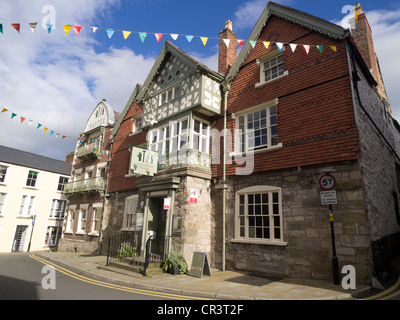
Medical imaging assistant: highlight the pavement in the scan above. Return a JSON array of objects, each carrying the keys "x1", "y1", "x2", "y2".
[{"x1": 32, "y1": 251, "x2": 374, "y2": 300}]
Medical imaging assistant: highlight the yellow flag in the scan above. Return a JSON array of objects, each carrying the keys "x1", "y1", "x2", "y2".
[
  {"x1": 63, "y1": 24, "x2": 72, "y2": 35},
  {"x1": 122, "y1": 30, "x2": 131, "y2": 40},
  {"x1": 263, "y1": 41, "x2": 270, "y2": 49},
  {"x1": 1, "y1": 108, "x2": 8, "y2": 113},
  {"x1": 44, "y1": 127, "x2": 48, "y2": 133},
  {"x1": 330, "y1": 46, "x2": 337, "y2": 52},
  {"x1": 200, "y1": 37, "x2": 208, "y2": 46}
]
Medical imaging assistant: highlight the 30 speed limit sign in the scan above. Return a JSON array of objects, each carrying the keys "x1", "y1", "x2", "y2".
[{"x1": 319, "y1": 174, "x2": 336, "y2": 190}]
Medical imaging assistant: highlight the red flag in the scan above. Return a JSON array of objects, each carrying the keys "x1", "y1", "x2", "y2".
[
  {"x1": 155, "y1": 33, "x2": 163, "y2": 43},
  {"x1": 237, "y1": 39, "x2": 244, "y2": 48},
  {"x1": 20, "y1": 117, "x2": 26, "y2": 123},
  {"x1": 73, "y1": 25, "x2": 82, "y2": 35},
  {"x1": 11, "y1": 23, "x2": 20, "y2": 33}
]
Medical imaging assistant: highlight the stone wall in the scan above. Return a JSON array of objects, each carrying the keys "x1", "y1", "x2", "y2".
[{"x1": 212, "y1": 161, "x2": 375, "y2": 284}]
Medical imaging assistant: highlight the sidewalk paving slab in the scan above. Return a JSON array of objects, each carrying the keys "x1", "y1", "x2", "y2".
[{"x1": 35, "y1": 251, "x2": 369, "y2": 300}]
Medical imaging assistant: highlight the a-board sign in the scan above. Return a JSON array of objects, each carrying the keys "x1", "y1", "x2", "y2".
[{"x1": 190, "y1": 252, "x2": 211, "y2": 278}]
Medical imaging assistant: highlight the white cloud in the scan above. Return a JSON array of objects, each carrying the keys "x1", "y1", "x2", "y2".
[
  {"x1": 0, "y1": 0, "x2": 155, "y2": 160},
  {"x1": 233, "y1": 0, "x2": 294, "y2": 31}
]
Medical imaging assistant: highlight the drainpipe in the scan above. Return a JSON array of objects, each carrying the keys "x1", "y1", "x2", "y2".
[{"x1": 221, "y1": 80, "x2": 231, "y2": 271}]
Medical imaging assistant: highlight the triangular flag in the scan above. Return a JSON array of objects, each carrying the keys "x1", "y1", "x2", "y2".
[
  {"x1": 186, "y1": 35, "x2": 193, "y2": 42},
  {"x1": 139, "y1": 32, "x2": 147, "y2": 42},
  {"x1": 263, "y1": 41, "x2": 270, "y2": 49},
  {"x1": 11, "y1": 113, "x2": 17, "y2": 119},
  {"x1": 50, "y1": 130, "x2": 54, "y2": 136},
  {"x1": 276, "y1": 42, "x2": 284, "y2": 52},
  {"x1": 63, "y1": 25, "x2": 72, "y2": 35},
  {"x1": 170, "y1": 33, "x2": 178, "y2": 40},
  {"x1": 330, "y1": 46, "x2": 337, "y2": 52},
  {"x1": 345, "y1": 45, "x2": 351, "y2": 51},
  {"x1": 200, "y1": 37, "x2": 208, "y2": 46},
  {"x1": 28, "y1": 120, "x2": 33, "y2": 126},
  {"x1": 43, "y1": 127, "x2": 48, "y2": 133},
  {"x1": 62, "y1": 135, "x2": 67, "y2": 139},
  {"x1": 11, "y1": 23, "x2": 20, "y2": 33},
  {"x1": 237, "y1": 39, "x2": 244, "y2": 48},
  {"x1": 223, "y1": 39, "x2": 230, "y2": 47},
  {"x1": 317, "y1": 45, "x2": 323, "y2": 53},
  {"x1": 1, "y1": 108, "x2": 7, "y2": 113},
  {"x1": 106, "y1": 29, "x2": 115, "y2": 38},
  {"x1": 289, "y1": 43, "x2": 297, "y2": 52},
  {"x1": 73, "y1": 25, "x2": 82, "y2": 35},
  {"x1": 90, "y1": 26, "x2": 98, "y2": 33},
  {"x1": 155, "y1": 33, "x2": 163, "y2": 43},
  {"x1": 122, "y1": 30, "x2": 131, "y2": 40},
  {"x1": 46, "y1": 22, "x2": 53, "y2": 34},
  {"x1": 56, "y1": 133, "x2": 60, "y2": 138},
  {"x1": 249, "y1": 40, "x2": 257, "y2": 48},
  {"x1": 20, "y1": 117, "x2": 26, "y2": 123},
  {"x1": 29, "y1": 22, "x2": 37, "y2": 33},
  {"x1": 37, "y1": 124, "x2": 42, "y2": 129},
  {"x1": 303, "y1": 45, "x2": 311, "y2": 54},
  {"x1": 0, "y1": 24, "x2": 3, "y2": 34}
]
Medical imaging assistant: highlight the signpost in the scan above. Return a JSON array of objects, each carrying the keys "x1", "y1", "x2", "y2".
[{"x1": 319, "y1": 174, "x2": 340, "y2": 285}]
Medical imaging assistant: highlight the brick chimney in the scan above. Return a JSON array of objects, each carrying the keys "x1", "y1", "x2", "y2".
[
  {"x1": 218, "y1": 20, "x2": 238, "y2": 76},
  {"x1": 350, "y1": 4, "x2": 390, "y2": 105}
]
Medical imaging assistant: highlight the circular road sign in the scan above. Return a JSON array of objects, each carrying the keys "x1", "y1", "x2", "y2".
[{"x1": 319, "y1": 174, "x2": 336, "y2": 190}]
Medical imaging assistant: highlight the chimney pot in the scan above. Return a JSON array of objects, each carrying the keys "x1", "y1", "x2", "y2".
[{"x1": 225, "y1": 20, "x2": 233, "y2": 31}]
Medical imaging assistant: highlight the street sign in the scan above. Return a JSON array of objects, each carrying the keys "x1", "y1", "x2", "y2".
[
  {"x1": 319, "y1": 174, "x2": 336, "y2": 190},
  {"x1": 320, "y1": 190, "x2": 337, "y2": 205}
]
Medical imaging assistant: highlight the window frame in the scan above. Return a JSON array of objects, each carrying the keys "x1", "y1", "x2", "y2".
[
  {"x1": 77, "y1": 206, "x2": 88, "y2": 233},
  {"x1": 255, "y1": 48, "x2": 289, "y2": 88},
  {"x1": 0, "y1": 192, "x2": 7, "y2": 216},
  {"x1": 233, "y1": 185, "x2": 287, "y2": 246},
  {"x1": 57, "y1": 176, "x2": 69, "y2": 192},
  {"x1": 234, "y1": 99, "x2": 282, "y2": 154},
  {"x1": 49, "y1": 199, "x2": 67, "y2": 219},
  {"x1": 25, "y1": 170, "x2": 39, "y2": 188},
  {"x1": 66, "y1": 208, "x2": 76, "y2": 233},
  {"x1": 123, "y1": 195, "x2": 139, "y2": 231},
  {"x1": 159, "y1": 84, "x2": 181, "y2": 106},
  {"x1": 18, "y1": 194, "x2": 36, "y2": 217},
  {"x1": 0, "y1": 163, "x2": 9, "y2": 184}
]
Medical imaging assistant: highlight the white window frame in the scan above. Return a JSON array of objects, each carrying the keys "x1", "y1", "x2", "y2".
[
  {"x1": 148, "y1": 116, "x2": 189, "y2": 157},
  {"x1": 123, "y1": 195, "x2": 139, "y2": 230},
  {"x1": 0, "y1": 192, "x2": 7, "y2": 216},
  {"x1": 18, "y1": 194, "x2": 36, "y2": 217},
  {"x1": 77, "y1": 205, "x2": 88, "y2": 233},
  {"x1": 0, "y1": 163, "x2": 9, "y2": 185},
  {"x1": 131, "y1": 115, "x2": 142, "y2": 134},
  {"x1": 159, "y1": 84, "x2": 181, "y2": 106},
  {"x1": 90, "y1": 203, "x2": 103, "y2": 234},
  {"x1": 66, "y1": 207, "x2": 76, "y2": 233},
  {"x1": 192, "y1": 117, "x2": 210, "y2": 154},
  {"x1": 235, "y1": 99, "x2": 282, "y2": 154},
  {"x1": 255, "y1": 48, "x2": 289, "y2": 88},
  {"x1": 232, "y1": 186, "x2": 287, "y2": 246},
  {"x1": 44, "y1": 225, "x2": 62, "y2": 247},
  {"x1": 57, "y1": 176, "x2": 69, "y2": 192},
  {"x1": 49, "y1": 199, "x2": 67, "y2": 219}
]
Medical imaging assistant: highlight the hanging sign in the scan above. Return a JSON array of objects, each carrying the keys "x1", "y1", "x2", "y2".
[{"x1": 130, "y1": 147, "x2": 158, "y2": 176}]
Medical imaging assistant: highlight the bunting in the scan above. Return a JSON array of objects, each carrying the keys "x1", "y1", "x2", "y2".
[
  {"x1": 0, "y1": 20, "x2": 348, "y2": 54},
  {"x1": 0, "y1": 106, "x2": 78, "y2": 141}
]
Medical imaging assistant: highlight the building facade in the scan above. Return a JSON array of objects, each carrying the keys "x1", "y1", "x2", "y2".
[
  {"x1": 0, "y1": 145, "x2": 71, "y2": 252},
  {"x1": 59, "y1": 99, "x2": 119, "y2": 253},
  {"x1": 67, "y1": 2, "x2": 400, "y2": 285}
]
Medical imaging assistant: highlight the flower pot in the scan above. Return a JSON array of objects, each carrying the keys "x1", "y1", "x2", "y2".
[{"x1": 170, "y1": 265, "x2": 180, "y2": 275}]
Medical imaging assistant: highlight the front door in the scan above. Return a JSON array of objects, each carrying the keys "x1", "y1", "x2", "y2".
[
  {"x1": 12, "y1": 225, "x2": 28, "y2": 252},
  {"x1": 147, "y1": 197, "x2": 167, "y2": 260}
]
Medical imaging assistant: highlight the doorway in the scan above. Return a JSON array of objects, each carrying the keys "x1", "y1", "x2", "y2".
[
  {"x1": 12, "y1": 225, "x2": 29, "y2": 252},
  {"x1": 147, "y1": 197, "x2": 167, "y2": 260}
]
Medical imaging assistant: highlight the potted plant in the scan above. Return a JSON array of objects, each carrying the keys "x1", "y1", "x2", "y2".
[{"x1": 162, "y1": 250, "x2": 187, "y2": 275}]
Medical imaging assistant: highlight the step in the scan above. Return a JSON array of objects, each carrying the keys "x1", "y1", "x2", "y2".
[{"x1": 108, "y1": 258, "x2": 164, "y2": 276}]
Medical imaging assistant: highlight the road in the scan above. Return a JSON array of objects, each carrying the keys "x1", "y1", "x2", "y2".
[{"x1": 0, "y1": 253, "x2": 207, "y2": 300}]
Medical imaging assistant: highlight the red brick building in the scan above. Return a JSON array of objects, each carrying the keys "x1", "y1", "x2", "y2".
[{"x1": 87, "y1": 2, "x2": 399, "y2": 285}]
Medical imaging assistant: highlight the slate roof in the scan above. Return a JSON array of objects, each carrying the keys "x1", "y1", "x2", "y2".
[{"x1": 0, "y1": 145, "x2": 72, "y2": 175}]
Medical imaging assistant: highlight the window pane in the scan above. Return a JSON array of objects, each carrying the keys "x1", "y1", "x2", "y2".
[
  {"x1": 194, "y1": 120, "x2": 200, "y2": 133},
  {"x1": 273, "y1": 192, "x2": 279, "y2": 203},
  {"x1": 274, "y1": 228, "x2": 280, "y2": 239},
  {"x1": 239, "y1": 194, "x2": 245, "y2": 205}
]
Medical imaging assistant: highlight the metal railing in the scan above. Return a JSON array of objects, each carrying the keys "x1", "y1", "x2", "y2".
[{"x1": 63, "y1": 177, "x2": 106, "y2": 194}]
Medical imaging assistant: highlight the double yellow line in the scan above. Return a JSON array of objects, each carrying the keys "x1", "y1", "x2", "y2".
[
  {"x1": 361, "y1": 276, "x2": 400, "y2": 300},
  {"x1": 30, "y1": 254, "x2": 208, "y2": 300}
]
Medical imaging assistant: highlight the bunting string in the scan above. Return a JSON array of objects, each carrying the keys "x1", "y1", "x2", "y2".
[
  {"x1": 0, "y1": 19, "x2": 351, "y2": 54},
  {"x1": 1, "y1": 106, "x2": 80, "y2": 141}
]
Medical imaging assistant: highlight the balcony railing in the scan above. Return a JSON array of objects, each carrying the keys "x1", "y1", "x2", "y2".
[
  {"x1": 157, "y1": 149, "x2": 211, "y2": 171},
  {"x1": 76, "y1": 141, "x2": 102, "y2": 159},
  {"x1": 63, "y1": 177, "x2": 106, "y2": 195}
]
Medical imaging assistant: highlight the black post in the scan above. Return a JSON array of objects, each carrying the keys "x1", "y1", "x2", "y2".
[
  {"x1": 329, "y1": 205, "x2": 340, "y2": 285},
  {"x1": 106, "y1": 237, "x2": 111, "y2": 266}
]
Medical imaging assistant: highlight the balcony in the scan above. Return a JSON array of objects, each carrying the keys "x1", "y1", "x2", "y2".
[
  {"x1": 76, "y1": 141, "x2": 102, "y2": 160},
  {"x1": 63, "y1": 177, "x2": 106, "y2": 195},
  {"x1": 157, "y1": 149, "x2": 211, "y2": 171}
]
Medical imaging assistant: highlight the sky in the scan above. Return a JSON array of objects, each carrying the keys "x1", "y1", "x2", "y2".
[{"x1": 0, "y1": 0, "x2": 399, "y2": 161}]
